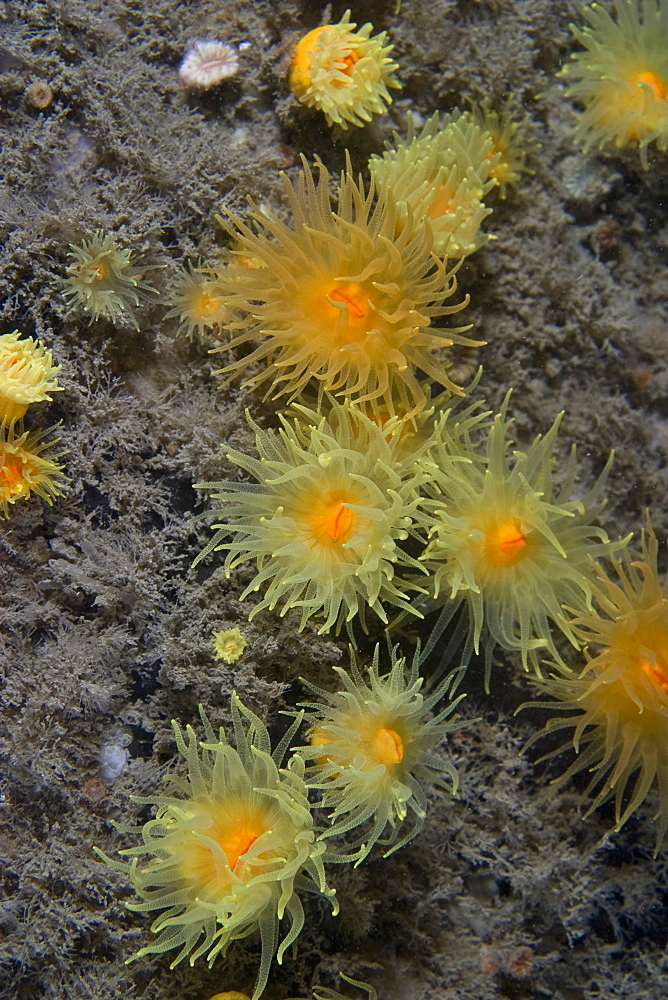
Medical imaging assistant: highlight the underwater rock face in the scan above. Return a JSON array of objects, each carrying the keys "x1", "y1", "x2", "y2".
[{"x1": 1, "y1": 1, "x2": 668, "y2": 999}]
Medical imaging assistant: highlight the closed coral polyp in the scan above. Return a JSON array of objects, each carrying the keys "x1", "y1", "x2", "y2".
[
  {"x1": 289, "y1": 9, "x2": 401, "y2": 128},
  {"x1": 560, "y1": 0, "x2": 668, "y2": 166}
]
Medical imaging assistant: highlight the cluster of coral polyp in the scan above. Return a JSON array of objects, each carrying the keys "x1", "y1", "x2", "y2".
[
  {"x1": 0, "y1": 331, "x2": 66, "y2": 518},
  {"x1": 98, "y1": 654, "x2": 463, "y2": 999},
  {"x1": 95, "y1": 4, "x2": 668, "y2": 995}
]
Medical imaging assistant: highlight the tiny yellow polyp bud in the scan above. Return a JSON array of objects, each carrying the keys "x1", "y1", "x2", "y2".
[
  {"x1": 372, "y1": 726, "x2": 404, "y2": 766},
  {"x1": 486, "y1": 520, "x2": 528, "y2": 567},
  {"x1": 212, "y1": 626, "x2": 247, "y2": 663}
]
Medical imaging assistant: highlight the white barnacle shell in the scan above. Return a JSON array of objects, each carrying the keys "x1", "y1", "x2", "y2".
[{"x1": 99, "y1": 743, "x2": 128, "y2": 782}]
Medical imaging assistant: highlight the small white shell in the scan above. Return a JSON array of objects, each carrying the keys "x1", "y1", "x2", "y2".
[{"x1": 99, "y1": 743, "x2": 128, "y2": 782}]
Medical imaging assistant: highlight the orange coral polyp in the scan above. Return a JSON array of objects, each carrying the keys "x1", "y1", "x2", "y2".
[
  {"x1": 0, "y1": 425, "x2": 67, "y2": 518},
  {"x1": 209, "y1": 804, "x2": 266, "y2": 875},
  {"x1": 0, "y1": 459, "x2": 23, "y2": 496},
  {"x1": 0, "y1": 331, "x2": 62, "y2": 427},
  {"x1": 95, "y1": 699, "x2": 337, "y2": 1000},
  {"x1": 485, "y1": 521, "x2": 528, "y2": 567},
  {"x1": 592, "y1": 65, "x2": 668, "y2": 139},
  {"x1": 427, "y1": 187, "x2": 453, "y2": 220},
  {"x1": 290, "y1": 28, "x2": 326, "y2": 97},
  {"x1": 194, "y1": 401, "x2": 430, "y2": 633},
  {"x1": 626, "y1": 619, "x2": 668, "y2": 693},
  {"x1": 296, "y1": 644, "x2": 466, "y2": 863},
  {"x1": 526, "y1": 522, "x2": 668, "y2": 853},
  {"x1": 288, "y1": 10, "x2": 400, "y2": 129}
]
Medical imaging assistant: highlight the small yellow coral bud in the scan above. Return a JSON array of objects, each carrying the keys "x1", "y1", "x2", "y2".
[
  {"x1": 212, "y1": 626, "x2": 247, "y2": 663},
  {"x1": 25, "y1": 80, "x2": 53, "y2": 109}
]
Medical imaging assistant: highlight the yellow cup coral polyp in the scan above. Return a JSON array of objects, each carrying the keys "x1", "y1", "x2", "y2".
[
  {"x1": 525, "y1": 521, "x2": 668, "y2": 853},
  {"x1": 62, "y1": 230, "x2": 158, "y2": 327},
  {"x1": 419, "y1": 398, "x2": 628, "y2": 682},
  {"x1": 214, "y1": 155, "x2": 476, "y2": 419},
  {"x1": 469, "y1": 99, "x2": 533, "y2": 199},
  {"x1": 193, "y1": 400, "x2": 429, "y2": 634},
  {"x1": 95, "y1": 698, "x2": 337, "y2": 1000},
  {"x1": 0, "y1": 426, "x2": 67, "y2": 518},
  {"x1": 559, "y1": 0, "x2": 668, "y2": 167},
  {"x1": 212, "y1": 626, "x2": 247, "y2": 664},
  {"x1": 164, "y1": 263, "x2": 231, "y2": 338},
  {"x1": 369, "y1": 111, "x2": 499, "y2": 258},
  {"x1": 0, "y1": 331, "x2": 62, "y2": 427},
  {"x1": 296, "y1": 644, "x2": 467, "y2": 864},
  {"x1": 289, "y1": 9, "x2": 401, "y2": 128}
]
